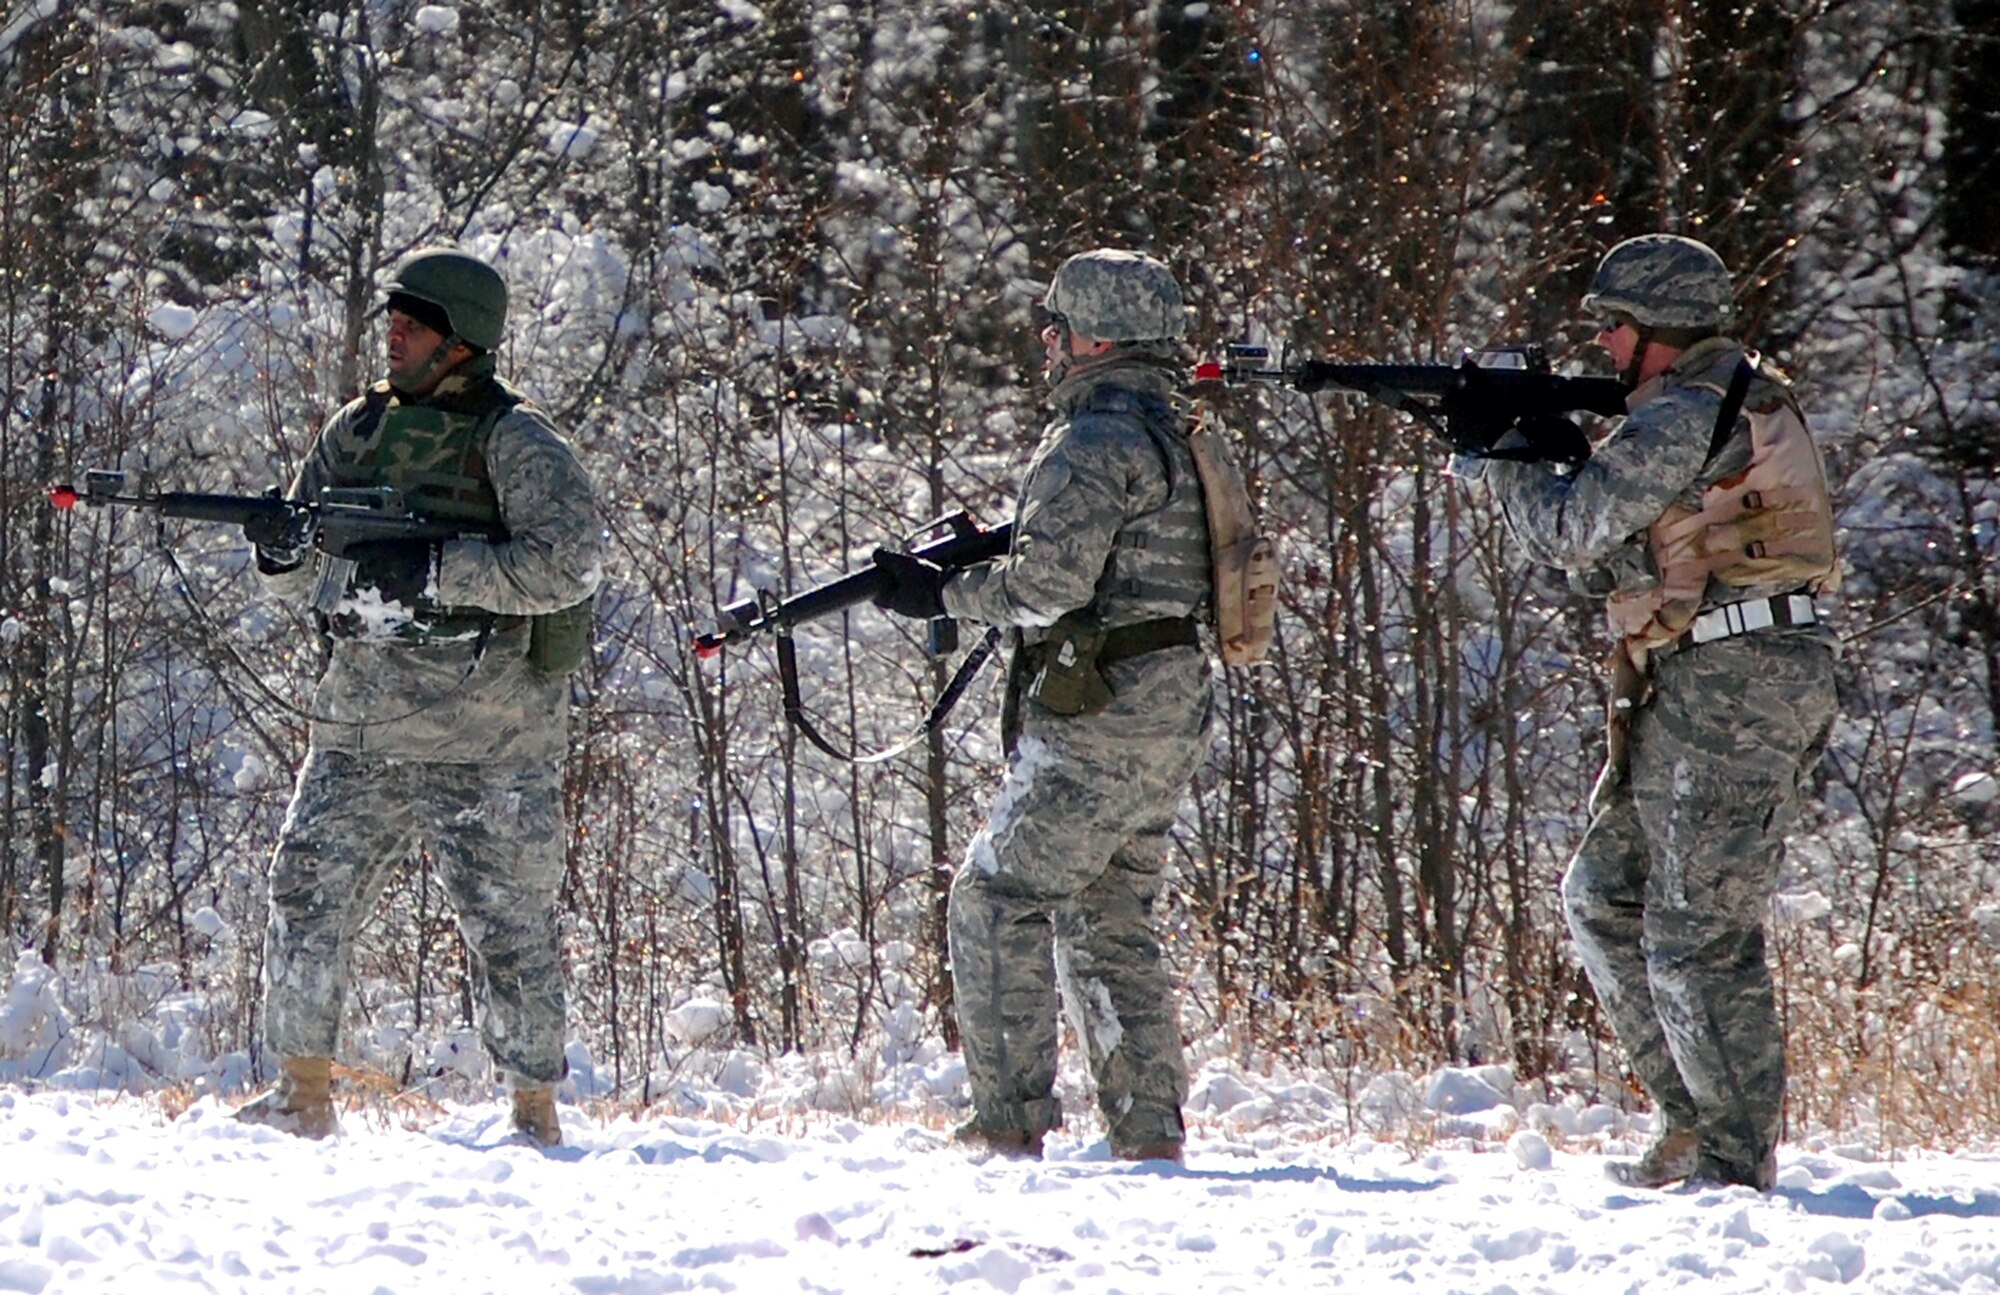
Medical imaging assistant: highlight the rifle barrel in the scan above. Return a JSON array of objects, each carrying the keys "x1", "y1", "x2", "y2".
[
  {"x1": 151, "y1": 492, "x2": 297, "y2": 526},
  {"x1": 1295, "y1": 361, "x2": 1463, "y2": 395}
]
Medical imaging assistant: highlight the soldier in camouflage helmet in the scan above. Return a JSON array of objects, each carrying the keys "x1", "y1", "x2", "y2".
[
  {"x1": 234, "y1": 246, "x2": 602, "y2": 1148},
  {"x1": 872, "y1": 248, "x2": 1214, "y2": 1162},
  {"x1": 1461, "y1": 234, "x2": 1839, "y2": 1190},
  {"x1": 1581, "y1": 234, "x2": 1736, "y2": 377}
]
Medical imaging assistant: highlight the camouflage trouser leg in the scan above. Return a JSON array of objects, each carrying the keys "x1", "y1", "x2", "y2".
[
  {"x1": 424, "y1": 762, "x2": 570, "y2": 1085},
  {"x1": 263, "y1": 752, "x2": 569, "y2": 1084},
  {"x1": 1563, "y1": 780, "x2": 1703, "y2": 1133},
  {"x1": 263, "y1": 751, "x2": 421, "y2": 1062},
  {"x1": 1053, "y1": 836, "x2": 1187, "y2": 1149},
  {"x1": 949, "y1": 704, "x2": 1202, "y2": 1150},
  {"x1": 1564, "y1": 634, "x2": 1835, "y2": 1175},
  {"x1": 949, "y1": 864, "x2": 1064, "y2": 1138}
]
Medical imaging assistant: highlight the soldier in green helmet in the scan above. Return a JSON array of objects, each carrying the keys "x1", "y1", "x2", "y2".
[
  {"x1": 233, "y1": 247, "x2": 602, "y2": 1147},
  {"x1": 872, "y1": 249, "x2": 1216, "y2": 1163}
]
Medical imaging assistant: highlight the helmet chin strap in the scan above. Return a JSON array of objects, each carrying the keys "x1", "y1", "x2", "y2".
[
  {"x1": 390, "y1": 331, "x2": 464, "y2": 396},
  {"x1": 1620, "y1": 323, "x2": 1656, "y2": 388},
  {"x1": 1046, "y1": 328, "x2": 1141, "y2": 390},
  {"x1": 1043, "y1": 318, "x2": 1076, "y2": 388}
]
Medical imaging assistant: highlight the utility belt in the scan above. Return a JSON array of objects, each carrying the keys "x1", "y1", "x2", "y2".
[
  {"x1": 1601, "y1": 592, "x2": 1820, "y2": 800},
  {"x1": 325, "y1": 599, "x2": 593, "y2": 673},
  {"x1": 326, "y1": 607, "x2": 525, "y2": 644},
  {"x1": 1674, "y1": 594, "x2": 1818, "y2": 652},
  {"x1": 1021, "y1": 615, "x2": 1199, "y2": 716}
]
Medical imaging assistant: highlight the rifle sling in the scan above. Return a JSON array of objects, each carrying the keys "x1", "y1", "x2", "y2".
[
  {"x1": 776, "y1": 624, "x2": 1002, "y2": 765},
  {"x1": 155, "y1": 540, "x2": 488, "y2": 730}
]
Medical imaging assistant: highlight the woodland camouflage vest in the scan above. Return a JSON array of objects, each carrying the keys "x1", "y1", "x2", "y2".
[
  {"x1": 320, "y1": 373, "x2": 594, "y2": 674},
  {"x1": 326, "y1": 377, "x2": 515, "y2": 527}
]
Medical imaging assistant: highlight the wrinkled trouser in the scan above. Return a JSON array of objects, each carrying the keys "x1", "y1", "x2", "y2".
[
  {"x1": 1563, "y1": 632, "x2": 1835, "y2": 1178},
  {"x1": 260, "y1": 749, "x2": 570, "y2": 1085},
  {"x1": 949, "y1": 646, "x2": 1212, "y2": 1151}
]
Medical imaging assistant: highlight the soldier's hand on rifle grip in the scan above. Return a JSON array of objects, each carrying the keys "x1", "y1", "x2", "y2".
[
  {"x1": 244, "y1": 487, "x2": 314, "y2": 573},
  {"x1": 1508, "y1": 414, "x2": 1593, "y2": 468},
  {"x1": 871, "y1": 547, "x2": 949, "y2": 621},
  {"x1": 346, "y1": 538, "x2": 442, "y2": 613}
]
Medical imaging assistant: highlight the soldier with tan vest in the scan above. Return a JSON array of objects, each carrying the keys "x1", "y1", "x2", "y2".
[
  {"x1": 1460, "y1": 234, "x2": 1839, "y2": 1191},
  {"x1": 234, "y1": 248, "x2": 601, "y2": 1147}
]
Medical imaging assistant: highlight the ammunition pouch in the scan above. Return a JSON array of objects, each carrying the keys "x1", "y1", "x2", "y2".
[{"x1": 1022, "y1": 615, "x2": 1198, "y2": 717}]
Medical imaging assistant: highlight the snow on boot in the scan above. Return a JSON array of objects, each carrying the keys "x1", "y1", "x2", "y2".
[
  {"x1": 234, "y1": 1056, "x2": 338, "y2": 1140},
  {"x1": 511, "y1": 1085, "x2": 562, "y2": 1148},
  {"x1": 1605, "y1": 1126, "x2": 1701, "y2": 1188}
]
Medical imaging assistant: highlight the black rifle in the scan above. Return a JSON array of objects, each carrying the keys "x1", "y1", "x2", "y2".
[
  {"x1": 49, "y1": 468, "x2": 502, "y2": 613},
  {"x1": 1216, "y1": 343, "x2": 1630, "y2": 466},
  {"x1": 692, "y1": 511, "x2": 1015, "y2": 763},
  {"x1": 692, "y1": 511, "x2": 1013, "y2": 658}
]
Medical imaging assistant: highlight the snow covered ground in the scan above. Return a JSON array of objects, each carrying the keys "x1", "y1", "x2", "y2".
[{"x1": 4, "y1": 1085, "x2": 1999, "y2": 1295}]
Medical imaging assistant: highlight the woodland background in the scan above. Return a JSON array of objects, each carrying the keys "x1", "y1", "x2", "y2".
[{"x1": 4, "y1": 0, "x2": 2000, "y2": 1148}]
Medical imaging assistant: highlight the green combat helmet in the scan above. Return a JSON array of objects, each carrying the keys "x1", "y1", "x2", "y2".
[
  {"x1": 1582, "y1": 234, "x2": 1734, "y2": 331},
  {"x1": 385, "y1": 247, "x2": 509, "y2": 351},
  {"x1": 1043, "y1": 249, "x2": 1186, "y2": 343}
]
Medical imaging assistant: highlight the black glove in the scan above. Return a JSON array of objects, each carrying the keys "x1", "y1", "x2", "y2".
[
  {"x1": 243, "y1": 488, "x2": 313, "y2": 571},
  {"x1": 871, "y1": 547, "x2": 948, "y2": 621},
  {"x1": 1499, "y1": 413, "x2": 1592, "y2": 468},
  {"x1": 344, "y1": 538, "x2": 441, "y2": 612}
]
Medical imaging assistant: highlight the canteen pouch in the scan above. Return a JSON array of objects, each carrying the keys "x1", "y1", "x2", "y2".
[{"x1": 528, "y1": 598, "x2": 594, "y2": 675}]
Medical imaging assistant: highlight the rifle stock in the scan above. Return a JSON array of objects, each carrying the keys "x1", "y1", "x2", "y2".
[{"x1": 693, "y1": 511, "x2": 1013, "y2": 658}]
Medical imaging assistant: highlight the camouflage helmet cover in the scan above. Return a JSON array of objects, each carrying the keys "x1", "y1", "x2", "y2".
[
  {"x1": 1042, "y1": 249, "x2": 1186, "y2": 343},
  {"x1": 1582, "y1": 234, "x2": 1735, "y2": 331},
  {"x1": 384, "y1": 247, "x2": 509, "y2": 350}
]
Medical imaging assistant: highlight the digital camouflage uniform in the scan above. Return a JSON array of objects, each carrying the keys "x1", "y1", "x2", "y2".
[
  {"x1": 1480, "y1": 243, "x2": 1837, "y2": 1187},
  {"x1": 940, "y1": 251, "x2": 1215, "y2": 1157},
  {"x1": 258, "y1": 350, "x2": 602, "y2": 1090}
]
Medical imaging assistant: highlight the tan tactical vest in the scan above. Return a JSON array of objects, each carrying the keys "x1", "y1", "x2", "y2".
[{"x1": 1606, "y1": 372, "x2": 1839, "y2": 651}]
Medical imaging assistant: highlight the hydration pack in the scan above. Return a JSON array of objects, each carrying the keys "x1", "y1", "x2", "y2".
[{"x1": 1187, "y1": 411, "x2": 1278, "y2": 667}]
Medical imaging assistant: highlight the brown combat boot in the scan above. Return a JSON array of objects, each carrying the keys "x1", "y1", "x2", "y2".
[
  {"x1": 1605, "y1": 1125, "x2": 1701, "y2": 1188},
  {"x1": 952, "y1": 1120, "x2": 1046, "y2": 1160},
  {"x1": 1112, "y1": 1139, "x2": 1184, "y2": 1165},
  {"x1": 234, "y1": 1056, "x2": 338, "y2": 1140},
  {"x1": 510, "y1": 1085, "x2": 562, "y2": 1148},
  {"x1": 1690, "y1": 1147, "x2": 1778, "y2": 1192}
]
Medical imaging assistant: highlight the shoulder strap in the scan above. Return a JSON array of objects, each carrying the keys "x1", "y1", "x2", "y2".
[
  {"x1": 1707, "y1": 357, "x2": 1755, "y2": 464},
  {"x1": 1129, "y1": 404, "x2": 1181, "y2": 501},
  {"x1": 458, "y1": 377, "x2": 526, "y2": 482}
]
